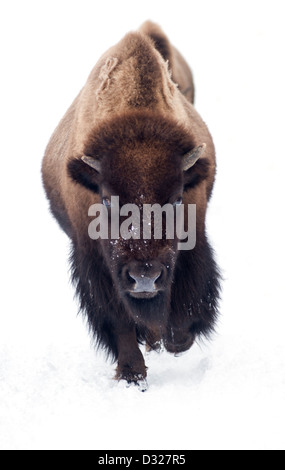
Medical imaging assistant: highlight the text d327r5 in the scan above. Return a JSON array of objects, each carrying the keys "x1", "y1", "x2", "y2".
[{"x1": 98, "y1": 454, "x2": 186, "y2": 467}]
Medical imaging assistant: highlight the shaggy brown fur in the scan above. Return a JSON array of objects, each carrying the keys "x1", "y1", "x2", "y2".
[{"x1": 42, "y1": 21, "x2": 220, "y2": 389}]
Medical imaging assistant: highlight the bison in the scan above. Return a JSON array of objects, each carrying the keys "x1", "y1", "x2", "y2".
[{"x1": 42, "y1": 21, "x2": 221, "y2": 390}]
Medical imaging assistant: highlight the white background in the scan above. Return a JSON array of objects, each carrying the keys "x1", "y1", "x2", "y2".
[{"x1": 0, "y1": 0, "x2": 285, "y2": 450}]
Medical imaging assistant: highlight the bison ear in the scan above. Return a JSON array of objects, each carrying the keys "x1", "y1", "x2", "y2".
[
  {"x1": 67, "y1": 157, "x2": 101, "y2": 193},
  {"x1": 182, "y1": 144, "x2": 206, "y2": 171}
]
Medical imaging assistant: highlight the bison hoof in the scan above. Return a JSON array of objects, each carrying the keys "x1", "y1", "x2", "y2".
[
  {"x1": 126, "y1": 376, "x2": 149, "y2": 393},
  {"x1": 146, "y1": 340, "x2": 164, "y2": 354},
  {"x1": 116, "y1": 366, "x2": 148, "y2": 392}
]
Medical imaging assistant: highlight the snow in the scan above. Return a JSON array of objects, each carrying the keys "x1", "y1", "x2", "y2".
[{"x1": 0, "y1": 0, "x2": 285, "y2": 451}]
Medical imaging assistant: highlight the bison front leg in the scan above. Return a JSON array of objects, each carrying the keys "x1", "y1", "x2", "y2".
[
  {"x1": 164, "y1": 325, "x2": 195, "y2": 355},
  {"x1": 115, "y1": 326, "x2": 148, "y2": 391}
]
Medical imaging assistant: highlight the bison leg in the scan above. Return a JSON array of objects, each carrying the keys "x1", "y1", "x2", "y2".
[
  {"x1": 115, "y1": 326, "x2": 148, "y2": 390},
  {"x1": 164, "y1": 324, "x2": 195, "y2": 355},
  {"x1": 145, "y1": 326, "x2": 164, "y2": 353}
]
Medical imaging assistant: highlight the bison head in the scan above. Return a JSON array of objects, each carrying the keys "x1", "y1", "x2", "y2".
[{"x1": 68, "y1": 111, "x2": 208, "y2": 330}]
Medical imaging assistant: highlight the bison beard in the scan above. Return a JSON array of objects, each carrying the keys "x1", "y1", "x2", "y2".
[
  {"x1": 69, "y1": 233, "x2": 220, "y2": 363},
  {"x1": 42, "y1": 21, "x2": 221, "y2": 389}
]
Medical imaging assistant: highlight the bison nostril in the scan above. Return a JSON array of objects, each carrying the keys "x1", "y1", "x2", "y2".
[
  {"x1": 147, "y1": 271, "x2": 161, "y2": 281},
  {"x1": 155, "y1": 270, "x2": 163, "y2": 284},
  {"x1": 126, "y1": 270, "x2": 136, "y2": 286}
]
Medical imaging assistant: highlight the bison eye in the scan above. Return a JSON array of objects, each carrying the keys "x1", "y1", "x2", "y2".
[
  {"x1": 102, "y1": 197, "x2": 112, "y2": 208},
  {"x1": 173, "y1": 197, "x2": 183, "y2": 206}
]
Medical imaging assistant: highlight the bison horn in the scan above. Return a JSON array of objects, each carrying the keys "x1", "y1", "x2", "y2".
[
  {"x1": 81, "y1": 155, "x2": 101, "y2": 173},
  {"x1": 183, "y1": 144, "x2": 206, "y2": 171}
]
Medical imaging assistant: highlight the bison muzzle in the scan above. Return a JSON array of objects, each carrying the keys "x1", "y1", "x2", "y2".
[{"x1": 42, "y1": 21, "x2": 221, "y2": 390}]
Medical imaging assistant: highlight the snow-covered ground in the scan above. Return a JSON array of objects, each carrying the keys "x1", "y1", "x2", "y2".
[{"x1": 1, "y1": 0, "x2": 284, "y2": 450}]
